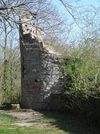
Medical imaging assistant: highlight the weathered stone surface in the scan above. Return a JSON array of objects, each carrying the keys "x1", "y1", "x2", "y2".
[{"x1": 20, "y1": 15, "x2": 65, "y2": 110}]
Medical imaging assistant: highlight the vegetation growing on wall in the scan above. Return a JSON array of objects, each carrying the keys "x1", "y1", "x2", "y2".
[{"x1": 60, "y1": 38, "x2": 100, "y2": 122}]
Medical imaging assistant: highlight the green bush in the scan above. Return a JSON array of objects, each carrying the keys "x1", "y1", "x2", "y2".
[{"x1": 61, "y1": 39, "x2": 100, "y2": 122}]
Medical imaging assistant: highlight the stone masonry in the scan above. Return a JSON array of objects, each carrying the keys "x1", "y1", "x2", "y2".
[{"x1": 20, "y1": 14, "x2": 65, "y2": 110}]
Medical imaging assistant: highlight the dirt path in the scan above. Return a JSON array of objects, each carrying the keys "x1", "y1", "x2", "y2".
[
  {"x1": 0, "y1": 110, "x2": 44, "y2": 127},
  {"x1": 8, "y1": 111, "x2": 41, "y2": 121},
  {"x1": 10, "y1": 110, "x2": 43, "y2": 127},
  {"x1": 0, "y1": 110, "x2": 100, "y2": 134}
]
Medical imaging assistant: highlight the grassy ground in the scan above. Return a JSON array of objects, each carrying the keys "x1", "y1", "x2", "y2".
[{"x1": 0, "y1": 112, "x2": 100, "y2": 134}]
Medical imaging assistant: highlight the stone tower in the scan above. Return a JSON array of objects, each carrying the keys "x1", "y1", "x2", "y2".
[{"x1": 20, "y1": 14, "x2": 64, "y2": 110}]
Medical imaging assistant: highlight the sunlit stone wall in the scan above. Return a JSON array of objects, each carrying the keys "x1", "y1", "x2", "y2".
[{"x1": 20, "y1": 14, "x2": 65, "y2": 110}]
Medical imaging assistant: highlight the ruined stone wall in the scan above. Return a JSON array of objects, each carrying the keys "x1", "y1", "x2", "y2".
[{"x1": 20, "y1": 15, "x2": 65, "y2": 110}]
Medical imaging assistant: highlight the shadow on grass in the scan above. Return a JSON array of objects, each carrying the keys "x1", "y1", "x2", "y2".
[{"x1": 41, "y1": 111, "x2": 100, "y2": 134}]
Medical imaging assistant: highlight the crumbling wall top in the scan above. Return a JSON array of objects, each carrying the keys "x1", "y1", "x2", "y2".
[{"x1": 20, "y1": 14, "x2": 44, "y2": 43}]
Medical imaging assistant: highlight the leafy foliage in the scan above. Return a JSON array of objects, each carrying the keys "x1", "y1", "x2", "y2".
[
  {"x1": 0, "y1": 47, "x2": 21, "y2": 104},
  {"x1": 61, "y1": 38, "x2": 100, "y2": 118}
]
